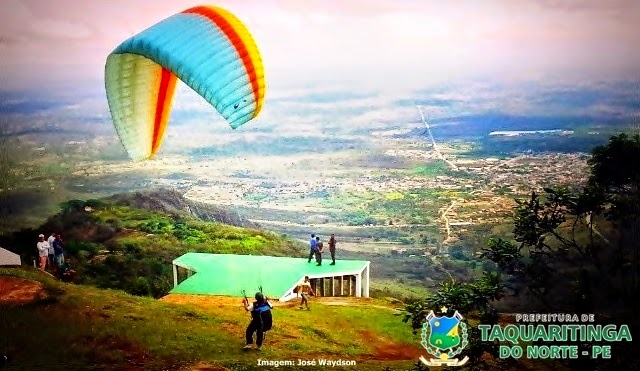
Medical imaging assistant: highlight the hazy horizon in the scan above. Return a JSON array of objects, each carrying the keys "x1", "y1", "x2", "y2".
[
  {"x1": 1, "y1": 0, "x2": 638, "y2": 160},
  {"x1": 1, "y1": 0, "x2": 639, "y2": 92}
]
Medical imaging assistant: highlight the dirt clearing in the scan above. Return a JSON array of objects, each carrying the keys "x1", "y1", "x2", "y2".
[{"x1": 0, "y1": 276, "x2": 45, "y2": 304}]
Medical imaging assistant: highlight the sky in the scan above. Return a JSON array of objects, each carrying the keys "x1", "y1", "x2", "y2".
[{"x1": 1, "y1": 0, "x2": 639, "y2": 94}]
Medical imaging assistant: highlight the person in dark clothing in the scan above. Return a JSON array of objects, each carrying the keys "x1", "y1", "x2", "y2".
[
  {"x1": 53, "y1": 234, "x2": 65, "y2": 268},
  {"x1": 307, "y1": 234, "x2": 317, "y2": 263},
  {"x1": 315, "y1": 236, "x2": 323, "y2": 266},
  {"x1": 58, "y1": 259, "x2": 76, "y2": 282},
  {"x1": 243, "y1": 292, "x2": 273, "y2": 350},
  {"x1": 328, "y1": 234, "x2": 337, "y2": 265}
]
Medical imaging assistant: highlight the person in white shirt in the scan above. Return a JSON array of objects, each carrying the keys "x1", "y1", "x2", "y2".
[
  {"x1": 36, "y1": 234, "x2": 50, "y2": 270},
  {"x1": 47, "y1": 232, "x2": 56, "y2": 270}
]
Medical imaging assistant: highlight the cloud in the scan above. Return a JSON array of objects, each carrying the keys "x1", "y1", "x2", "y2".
[
  {"x1": 0, "y1": 0, "x2": 95, "y2": 43},
  {"x1": 0, "y1": 34, "x2": 22, "y2": 47},
  {"x1": 30, "y1": 19, "x2": 94, "y2": 40},
  {"x1": 268, "y1": 0, "x2": 425, "y2": 17},
  {"x1": 1, "y1": 0, "x2": 639, "y2": 95},
  {"x1": 528, "y1": 0, "x2": 639, "y2": 12}
]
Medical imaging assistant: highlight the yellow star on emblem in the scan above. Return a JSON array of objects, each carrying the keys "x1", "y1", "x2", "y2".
[{"x1": 440, "y1": 306, "x2": 448, "y2": 313}]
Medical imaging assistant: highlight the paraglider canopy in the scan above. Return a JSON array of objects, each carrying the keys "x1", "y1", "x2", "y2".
[{"x1": 105, "y1": 5, "x2": 266, "y2": 161}]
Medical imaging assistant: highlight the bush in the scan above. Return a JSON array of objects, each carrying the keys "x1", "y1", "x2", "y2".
[
  {"x1": 449, "y1": 246, "x2": 471, "y2": 261},
  {"x1": 85, "y1": 199, "x2": 108, "y2": 209},
  {"x1": 344, "y1": 211, "x2": 378, "y2": 226},
  {"x1": 149, "y1": 276, "x2": 172, "y2": 298},
  {"x1": 399, "y1": 237, "x2": 414, "y2": 245},
  {"x1": 94, "y1": 224, "x2": 117, "y2": 242},
  {"x1": 59, "y1": 200, "x2": 85, "y2": 213},
  {"x1": 65, "y1": 241, "x2": 101, "y2": 256},
  {"x1": 139, "y1": 216, "x2": 174, "y2": 234},
  {"x1": 173, "y1": 222, "x2": 208, "y2": 244},
  {"x1": 105, "y1": 218, "x2": 123, "y2": 230},
  {"x1": 122, "y1": 242, "x2": 142, "y2": 255},
  {"x1": 130, "y1": 277, "x2": 152, "y2": 296}
]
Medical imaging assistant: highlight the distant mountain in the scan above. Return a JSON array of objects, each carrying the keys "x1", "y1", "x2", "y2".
[{"x1": 106, "y1": 189, "x2": 257, "y2": 228}]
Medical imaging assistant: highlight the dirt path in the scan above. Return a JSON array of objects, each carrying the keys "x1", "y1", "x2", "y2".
[
  {"x1": 317, "y1": 298, "x2": 402, "y2": 312},
  {"x1": 161, "y1": 295, "x2": 401, "y2": 312},
  {"x1": 586, "y1": 213, "x2": 610, "y2": 244},
  {"x1": 359, "y1": 330, "x2": 424, "y2": 361},
  {"x1": 161, "y1": 294, "x2": 300, "y2": 308},
  {"x1": 440, "y1": 200, "x2": 457, "y2": 247},
  {"x1": 0, "y1": 276, "x2": 45, "y2": 304},
  {"x1": 416, "y1": 105, "x2": 459, "y2": 171}
]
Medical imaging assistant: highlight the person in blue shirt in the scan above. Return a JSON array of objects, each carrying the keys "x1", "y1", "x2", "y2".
[
  {"x1": 53, "y1": 234, "x2": 65, "y2": 268},
  {"x1": 243, "y1": 292, "x2": 273, "y2": 350},
  {"x1": 307, "y1": 234, "x2": 317, "y2": 263}
]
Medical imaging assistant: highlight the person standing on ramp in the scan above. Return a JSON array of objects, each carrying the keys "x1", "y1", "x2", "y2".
[
  {"x1": 308, "y1": 234, "x2": 317, "y2": 263},
  {"x1": 328, "y1": 234, "x2": 337, "y2": 265},
  {"x1": 243, "y1": 292, "x2": 273, "y2": 350},
  {"x1": 315, "y1": 236, "x2": 323, "y2": 266}
]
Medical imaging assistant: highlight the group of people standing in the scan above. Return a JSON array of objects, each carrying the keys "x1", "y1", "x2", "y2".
[
  {"x1": 307, "y1": 233, "x2": 337, "y2": 266},
  {"x1": 36, "y1": 232, "x2": 65, "y2": 271},
  {"x1": 35, "y1": 232, "x2": 75, "y2": 280}
]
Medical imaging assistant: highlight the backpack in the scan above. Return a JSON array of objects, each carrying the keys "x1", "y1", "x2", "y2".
[{"x1": 293, "y1": 286, "x2": 299, "y2": 294}]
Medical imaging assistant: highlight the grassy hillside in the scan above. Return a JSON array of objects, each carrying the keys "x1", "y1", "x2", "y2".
[
  {"x1": 0, "y1": 268, "x2": 423, "y2": 371},
  {"x1": 1, "y1": 192, "x2": 435, "y2": 302},
  {"x1": 1, "y1": 194, "x2": 304, "y2": 298}
]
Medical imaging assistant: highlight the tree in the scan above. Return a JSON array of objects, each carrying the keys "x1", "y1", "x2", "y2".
[
  {"x1": 490, "y1": 134, "x2": 640, "y2": 318},
  {"x1": 59, "y1": 199, "x2": 86, "y2": 213},
  {"x1": 403, "y1": 133, "x2": 640, "y2": 370},
  {"x1": 402, "y1": 273, "x2": 506, "y2": 370}
]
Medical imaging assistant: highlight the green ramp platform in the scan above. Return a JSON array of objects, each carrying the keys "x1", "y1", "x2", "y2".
[{"x1": 170, "y1": 253, "x2": 371, "y2": 301}]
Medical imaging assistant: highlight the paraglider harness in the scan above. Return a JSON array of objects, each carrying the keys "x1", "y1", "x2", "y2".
[{"x1": 243, "y1": 287, "x2": 273, "y2": 333}]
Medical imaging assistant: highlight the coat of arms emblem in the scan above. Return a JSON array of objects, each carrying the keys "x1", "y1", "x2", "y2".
[{"x1": 419, "y1": 307, "x2": 470, "y2": 367}]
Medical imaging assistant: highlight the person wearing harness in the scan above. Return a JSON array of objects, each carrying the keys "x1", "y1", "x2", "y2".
[{"x1": 243, "y1": 292, "x2": 273, "y2": 350}]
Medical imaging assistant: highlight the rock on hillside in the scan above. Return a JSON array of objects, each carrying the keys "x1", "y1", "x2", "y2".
[{"x1": 106, "y1": 189, "x2": 257, "y2": 228}]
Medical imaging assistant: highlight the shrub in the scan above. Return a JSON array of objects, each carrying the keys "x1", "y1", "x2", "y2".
[
  {"x1": 130, "y1": 277, "x2": 152, "y2": 296},
  {"x1": 139, "y1": 216, "x2": 174, "y2": 234},
  {"x1": 399, "y1": 237, "x2": 414, "y2": 245},
  {"x1": 85, "y1": 199, "x2": 108, "y2": 209},
  {"x1": 449, "y1": 246, "x2": 471, "y2": 261},
  {"x1": 65, "y1": 241, "x2": 101, "y2": 256},
  {"x1": 59, "y1": 199, "x2": 85, "y2": 213},
  {"x1": 122, "y1": 242, "x2": 142, "y2": 255},
  {"x1": 173, "y1": 222, "x2": 208, "y2": 244}
]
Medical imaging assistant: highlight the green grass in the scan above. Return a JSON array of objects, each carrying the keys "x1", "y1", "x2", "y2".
[
  {"x1": 90, "y1": 205, "x2": 300, "y2": 256},
  {"x1": 3, "y1": 197, "x2": 305, "y2": 299},
  {"x1": 0, "y1": 268, "x2": 422, "y2": 371},
  {"x1": 371, "y1": 279, "x2": 430, "y2": 301},
  {"x1": 410, "y1": 160, "x2": 450, "y2": 177},
  {"x1": 321, "y1": 188, "x2": 449, "y2": 226}
]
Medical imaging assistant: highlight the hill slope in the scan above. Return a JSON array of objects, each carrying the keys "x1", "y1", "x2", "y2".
[
  {"x1": 1, "y1": 193, "x2": 304, "y2": 298},
  {"x1": 0, "y1": 268, "x2": 423, "y2": 371},
  {"x1": 105, "y1": 189, "x2": 259, "y2": 228}
]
